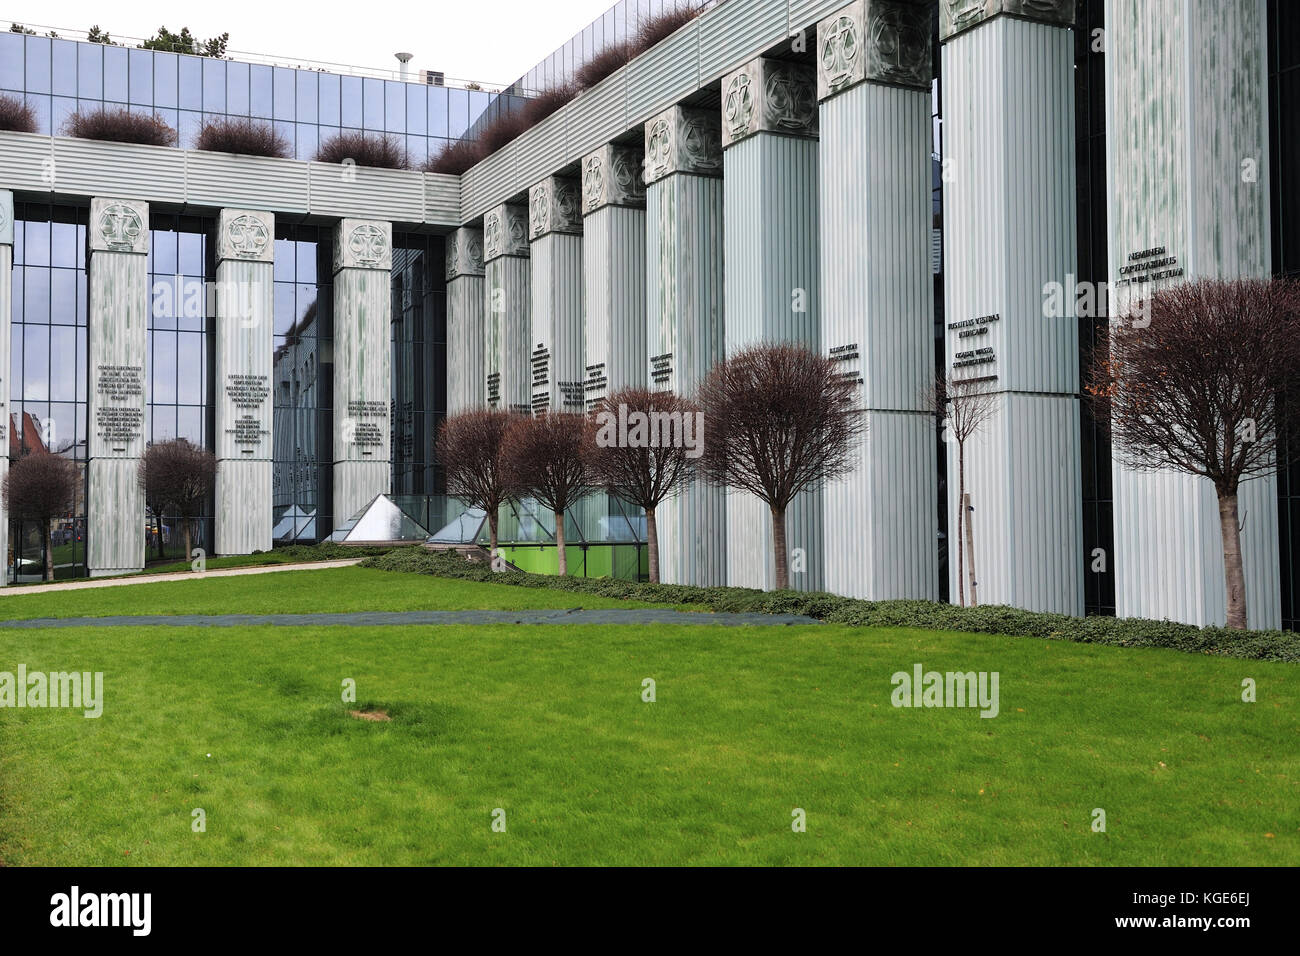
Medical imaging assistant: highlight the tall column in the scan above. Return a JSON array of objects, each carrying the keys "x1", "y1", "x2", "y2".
[
  {"x1": 483, "y1": 203, "x2": 531, "y2": 413},
  {"x1": 445, "y1": 227, "x2": 485, "y2": 414},
  {"x1": 1105, "y1": 0, "x2": 1278, "y2": 627},
  {"x1": 87, "y1": 198, "x2": 149, "y2": 577},
  {"x1": 818, "y1": 1, "x2": 937, "y2": 601},
  {"x1": 644, "y1": 106, "x2": 727, "y2": 586},
  {"x1": 214, "y1": 209, "x2": 274, "y2": 555},
  {"x1": 940, "y1": 0, "x2": 1084, "y2": 614},
  {"x1": 0, "y1": 191, "x2": 11, "y2": 584},
  {"x1": 721, "y1": 56, "x2": 823, "y2": 592},
  {"x1": 528, "y1": 176, "x2": 585, "y2": 414},
  {"x1": 581, "y1": 142, "x2": 647, "y2": 409},
  {"x1": 332, "y1": 218, "x2": 393, "y2": 526}
]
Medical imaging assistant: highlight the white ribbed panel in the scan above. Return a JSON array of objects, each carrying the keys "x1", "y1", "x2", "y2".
[
  {"x1": 942, "y1": 19, "x2": 1079, "y2": 396},
  {"x1": 0, "y1": 131, "x2": 53, "y2": 191},
  {"x1": 941, "y1": 17, "x2": 1083, "y2": 615},
  {"x1": 627, "y1": 17, "x2": 702, "y2": 126},
  {"x1": 567, "y1": 70, "x2": 629, "y2": 162},
  {"x1": 447, "y1": 275, "x2": 486, "y2": 413},
  {"x1": 1105, "y1": 0, "x2": 1278, "y2": 628},
  {"x1": 215, "y1": 256, "x2": 274, "y2": 554},
  {"x1": 88, "y1": 229, "x2": 149, "y2": 576},
  {"x1": 188, "y1": 152, "x2": 309, "y2": 214},
  {"x1": 723, "y1": 132, "x2": 822, "y2": 592},
  {"x1": 216, "y1": 459, "x2": 272, "y2": 554},
  {"x1": 699, "y1": 0, "x2": 789, "y2": 84},
  {"x1": 0, "y1": 233, "x2": 10, "y2": 583},
  {"x1": 944, "y1": 394, "x2": 1083, "y2": 612},
  {"x1": 582, "y1": 205, "x2": 647, "y2": 409},
  {"x1": 820, "y1": 81, "x2": 937, "y2": 600},
  {"x1": 309, "y1": 164, "x2": 425, "y2": 226},
  {"x1": 332, "y1": 262, "x2": 392, "y2": 527},
  {"x1": 646, "y1": 174, "x2": 727, "y2": 586},
  {"x1": 529, "y1": 233, "x2": 586, "y2": 414},
  {"x1": 484, "y1": 256, "x2": 532, "y2": 413},
  {"x1": 55, "y1": 138, "x2": 187, "y2": 204}
]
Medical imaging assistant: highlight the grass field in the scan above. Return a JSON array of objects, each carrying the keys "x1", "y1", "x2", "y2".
[
  {"x1": 0, "y1": 566, "x2": 668, "y2": 620},
  {"x1": 0, "y1": 567, "x2": 1296, "y2": 866}
]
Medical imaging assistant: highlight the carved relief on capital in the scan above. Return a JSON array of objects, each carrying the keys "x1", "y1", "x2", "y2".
[
  {"x1": 216, "y1": 208, "x2": 274, "y2": 263},
  {"x1": 0, "y1": 190, "x2": 11, "y2": 247},
  {"x1": 643, "y1": 106, "x2": 723, "y2": 185},
  {"x1": 721, "y1": 58, "x2": 817, "y2": 149},
  {"x1": 482, "y1": 203, "x2": 529, "y2": 261},
  {"x1": 940, "y1": 0, "x2": 1073, "y2": 42},
  {"x1": 819, "y1": 0, "x2": 931, "y2": 98},
  {"x1": 333, "y1": 218, "x2": 392, "y2": 272},
  {"x1": 89, "y1": 197, "x2": 150, "y2": 255},
  {"x1": 528, "y1": 176, "x2": 583, "y2": 240},
  {"x1": 446, "y1": 227, "x2": 485, "y2": 280},
  {"x1": 581, "y1": 144, "x2": 646, "y2": 214}
]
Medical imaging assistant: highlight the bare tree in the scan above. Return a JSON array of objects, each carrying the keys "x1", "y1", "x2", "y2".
[
  {"x1": 1088, "y1": 277, "x2": 1300, "y2": 629},
  {"x1": 698, "y1": 343, "x2": 862, "y2": 590},
  {"x1": 435, "y1": 408, "x2": 521, "y2": 562},
  {"x1": 586, "y1": 388, "x2": 700, "y2": 583},
  {"x1": 502, "y1": 412, "x2": 597, "y2": 576},
  {"x1": 4, "y1": 452, "x2": 77, "y2": 581},
  {"x1": 139, "y1": 439, "x2": 215, "y2": 562},
  {"x1": 924, "y1": 374, "x2": 998, "y2": 607}
]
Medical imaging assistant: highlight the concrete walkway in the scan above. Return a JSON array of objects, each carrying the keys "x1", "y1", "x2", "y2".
[
  {"x1": 0, "y1": 608, "x2": 821, "y2": 629},
  {"x1": 0, "y1": 559, "x2": 364, "y2": 597}
]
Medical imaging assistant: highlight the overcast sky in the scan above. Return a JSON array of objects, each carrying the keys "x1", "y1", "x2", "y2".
[{"x1": 4, "y1": 0, "x2": 618, "y2": 86}]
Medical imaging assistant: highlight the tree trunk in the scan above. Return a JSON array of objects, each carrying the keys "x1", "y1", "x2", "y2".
[
  {"x1": 44, "y1": 522, "x2": 53, "y2": 582},
  {"x1": 956, "y1": 442, "x2": 966, "y2": 607},
  {"x1": 555, "y1": 509, "x2": 567, "y2": 576},
  {"x1": 157, "y1": 514, "x2": 166, "y2": 559},
  {"x1": 488, "y1": 510, "x2": 499, "y2": 566},
  {"x1": 964, "y1": 492, "x2": 978, "y2": 608},
  {"x1": 183, "y1": 517, "x2": 193, "y2": 565},
  {"x1": 1218, "y1": 492, "x2": 1248, "y2": 630},
  {"x1": 771, "y1": 505, "x2": 789, "y2": 591},
  {"x1": 646, "y1": 506, "x2": 660, "y2": 584}
]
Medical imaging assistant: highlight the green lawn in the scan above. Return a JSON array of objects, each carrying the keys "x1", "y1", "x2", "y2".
[
  {"x1": 0, "y1": 566, "x2": 667, "y2": 619},
  {"x1": 0, "y1": 569, "x2": 1295, "y2": 866}
]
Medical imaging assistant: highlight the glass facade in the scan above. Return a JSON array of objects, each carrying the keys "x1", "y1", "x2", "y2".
[
  {"x1": 1269, "y1": 0, "x2": 1300, "y2": 629},
  {"x1": 8, "y1": 201, "x2": 88, "y2": 579},
  {"x1": 513, "y1": 0, "x2": 716, "y2": 93},
  {"x1": 0, "y1": 32, "x2": 508, "y2": 165},
  {"x1": 1075, "y1": 0, "x2": 1115, "y2": 616}
]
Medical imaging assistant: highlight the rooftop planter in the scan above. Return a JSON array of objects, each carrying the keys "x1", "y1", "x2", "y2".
[{"x1": 0, "y1": 129, "x2": 460, "y2": 227}]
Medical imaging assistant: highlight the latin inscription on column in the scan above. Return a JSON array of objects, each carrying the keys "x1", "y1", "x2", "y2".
[{"x1": 94, "y1": 364, "x2": 145, "y2": 451}]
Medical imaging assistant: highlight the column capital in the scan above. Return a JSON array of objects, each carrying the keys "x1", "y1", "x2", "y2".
[
  {"x1": 483, "y1": 203, "x2": 529, "y2": 261},
  {"x1": 528, "y1": 175, "x2": 583, "y2": 239},
  {"x1": 333, "y1": 218, "x2": 392, "y2": 273},
  {"x1": 940, "y1": 0, "x2": 1074, "y2": 42},
  {"x1": 89, "y1": 197, "x2": 149, "y2": 255},
  {"x1": 644, "y1": 106, "x2": 723, "y2": 185},
  {"x1": 721, "y1": 57, "x2": 818, "y2": 149},
  {"x1": 216, "y1": 208, "x2": 275, "y2": 264},
  {"x1": 446, "y1": 226, "x2": 485, "y2": 280},
  {"x1": 0, "y1": 190, "x2": 12, "y2": 246},
  {"x1": 817, "y1": 0, "x2": 932, "y2": 99},
  {"x1": 581, "y1": 143, "x2": 646, "y2": 214}
]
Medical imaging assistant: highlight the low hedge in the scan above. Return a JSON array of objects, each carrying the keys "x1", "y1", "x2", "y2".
[{"x1": 359, "y1": 548, "x2": 1300, "y2": 662}]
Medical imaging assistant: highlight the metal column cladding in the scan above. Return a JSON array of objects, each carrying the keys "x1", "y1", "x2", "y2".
[
  {"x1": 940, "y1": 6, "x2": 1086, "y2": 615},
  {"x1": 87, "y1": 197, "x2": 150, "y2": 577},
  {"x1": 818, "y1": 0, "x2": 938, "y2": 602},
  {"x1": 1104, "y1": 0, "x2": 1279, "y2": 628}
]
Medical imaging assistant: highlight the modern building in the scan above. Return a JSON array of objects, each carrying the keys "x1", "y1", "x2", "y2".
[{"x1": 0, "y1": 0, "x2": 1297, "y2": 630}]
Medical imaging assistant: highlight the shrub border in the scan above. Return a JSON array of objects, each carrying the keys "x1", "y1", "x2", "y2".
[{"x1": 358, "y1": 549, "x2": 1300, "y2": 662}]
